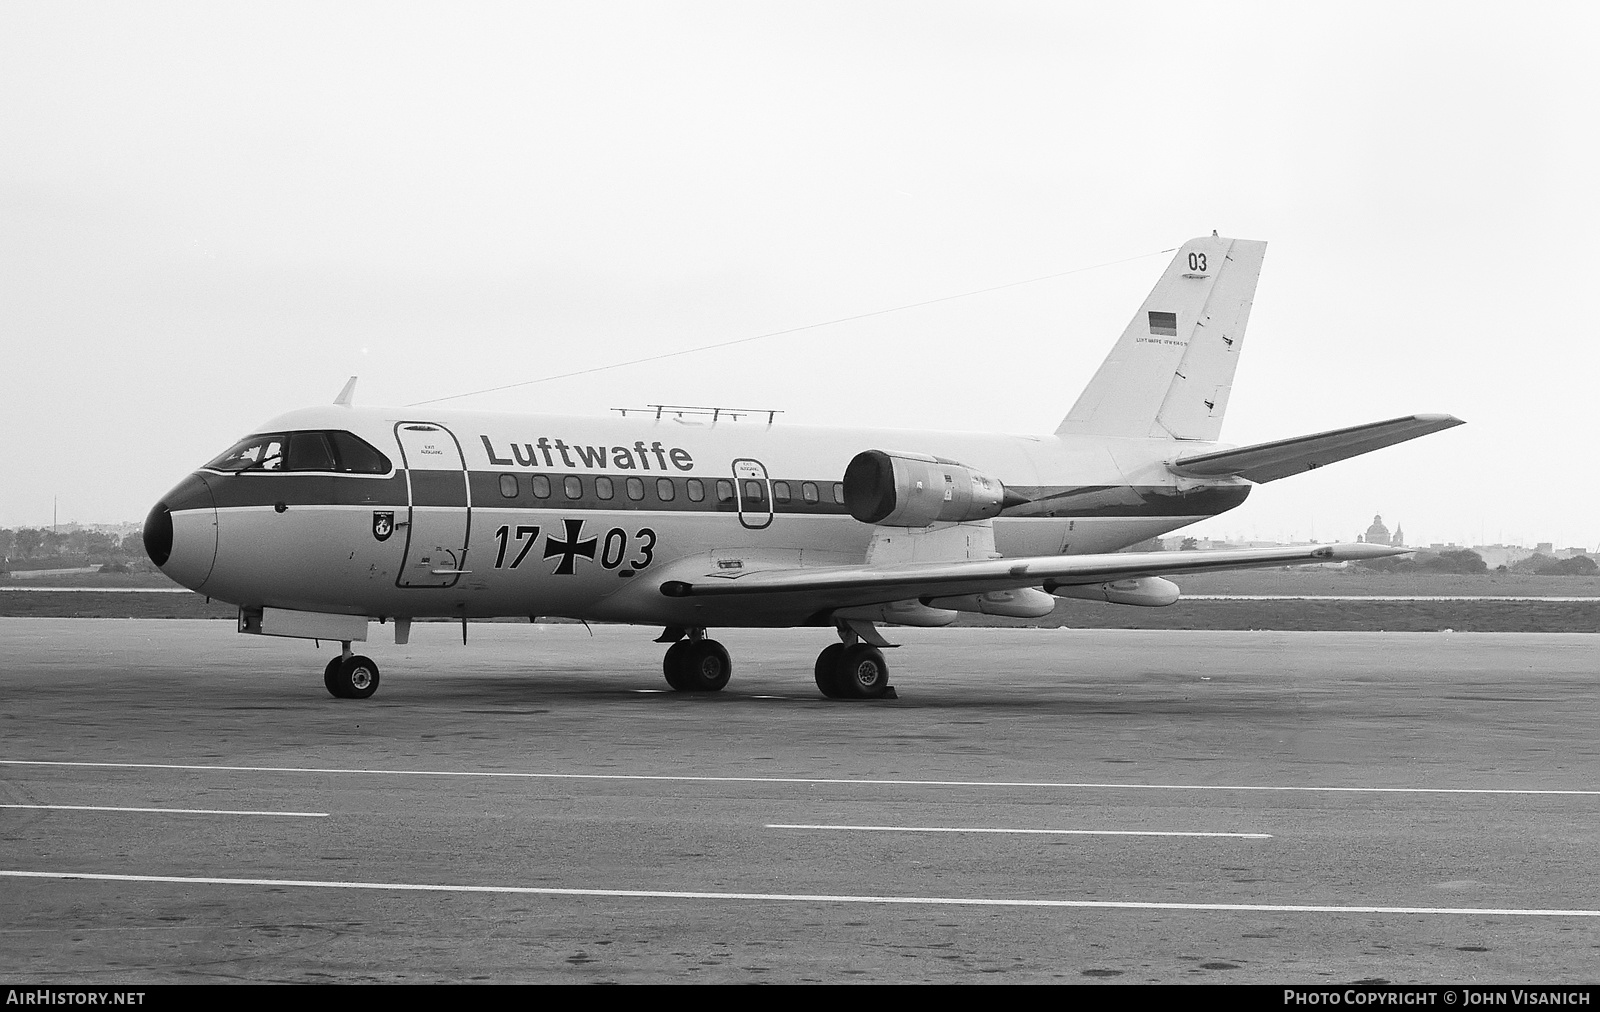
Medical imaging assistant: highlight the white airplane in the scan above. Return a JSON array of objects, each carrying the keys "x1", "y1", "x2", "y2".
[{"x1": 144, "y1": 235, "x2": 1460, "y2": 701}]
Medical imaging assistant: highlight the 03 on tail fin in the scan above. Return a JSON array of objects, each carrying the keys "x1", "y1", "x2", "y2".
[{"x1": 1057, "y1": 235, "x2": 1267, "y2": 441}]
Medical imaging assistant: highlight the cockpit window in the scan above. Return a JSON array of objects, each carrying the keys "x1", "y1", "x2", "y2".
[
  {"x1": 285, "y1": 432, "x2": 336, "y2": 472},
  {"x1": 205, "y1": 430, "x2": 392, "y2": 474},
  {"x1": 206, "y1": 434, "x2": 287, "y2": 472},
  {"x1": 325, "y1": 431, "x2": 391, "y2": 473}
]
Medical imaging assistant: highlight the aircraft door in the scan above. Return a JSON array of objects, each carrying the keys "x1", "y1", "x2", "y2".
[
  {"x1": 732, "y1": 458, "x2": 773, "y2": 530},
  {"x1": 394, "y1": 422, "x2": 471, "y2": 588}
]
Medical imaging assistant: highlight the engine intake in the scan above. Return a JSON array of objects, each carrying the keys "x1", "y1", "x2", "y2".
[{"x1": 843, "y1": 450, "x2": 1008, "y2": 527}]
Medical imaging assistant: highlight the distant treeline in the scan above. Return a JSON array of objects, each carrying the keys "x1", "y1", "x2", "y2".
[
  {"x1": 1, "y1": 527, "x2": 146, "y2": 573},
  {"x1": 1357, "y1": 547, "x2": 1597, "y2": 576}
]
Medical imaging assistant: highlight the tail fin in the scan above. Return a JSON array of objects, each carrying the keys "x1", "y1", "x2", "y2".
[{"x1": 1057, "y1": 235, "x2": 1266, "y2": 441}]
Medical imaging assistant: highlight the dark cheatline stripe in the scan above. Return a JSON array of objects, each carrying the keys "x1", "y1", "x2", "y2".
[
  {"x1": 470, "y1": 472, "x2": 850, "y2": 516},
  {"x1": 202, "y1": 471, "x2": 409, "y2": 510},
  {"x1": 191, "y1": 470, "x2": 1236, "y2": 520},
  {"x1": 409, "y1": 469, "x2": 468, "y2": 507}
]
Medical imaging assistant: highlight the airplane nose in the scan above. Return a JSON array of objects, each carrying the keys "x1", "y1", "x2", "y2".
[
  {"x1": 143, "y1": 502, "x2": 173, "y2": 566},
  {"x1": 147, "y1": 473, "x2": 218, "y2": 590}
]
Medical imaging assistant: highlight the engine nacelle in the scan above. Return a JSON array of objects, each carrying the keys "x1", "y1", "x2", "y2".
[{"x1": 843, "y1": 450, "x2": 1008, "y2": 527}]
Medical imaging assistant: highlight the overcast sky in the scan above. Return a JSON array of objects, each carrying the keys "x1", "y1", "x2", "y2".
[{"x1": 3, "y1": 2, "x2": 1595, "y2": 549}]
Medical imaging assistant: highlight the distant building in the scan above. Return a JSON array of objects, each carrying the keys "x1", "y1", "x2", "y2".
[
  {"x1": 1472, "y1": 544, "x2": 1535, "y2": 570},
  {"x1": 1362, "y1": 514, "x2": 1393, "y2": 546}
]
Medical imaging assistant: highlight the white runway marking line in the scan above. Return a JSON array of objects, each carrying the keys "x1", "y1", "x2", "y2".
[
  {"x1": 5, "y1": 760, "x2": 1596, "y2": 796},
  {"x1": 768, "y1": 824, "x2": 1271, "y2": 839},
  {"x1": 0, "y1": 803, "x2": 328, "y2": 818},
  {"x1": 5, "y1": 870, "x2": 1598, "y2": 918}
]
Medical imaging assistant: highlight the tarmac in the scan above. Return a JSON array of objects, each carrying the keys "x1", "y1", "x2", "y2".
[{"x1": 2, "y1": 618, "x2": 1597, "y2": 983}]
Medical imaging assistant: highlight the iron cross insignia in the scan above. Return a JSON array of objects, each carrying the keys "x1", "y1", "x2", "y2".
[{"x1": 544, "y1": 518, "x2": 597, "y2": 575}]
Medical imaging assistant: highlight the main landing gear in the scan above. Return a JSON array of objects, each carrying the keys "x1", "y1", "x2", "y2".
[
  {"x1": 657, "y1": 626, "x2": 894, "y2": 700},
  {"x1": 813, "y1": 628, "x2": 893, "y2": 701},
  {"x1": 661, "y1": 630, "x2": 732, "y2": 692},
  {"x1": 324, "y1": 642, "x2": 380, "y2": 699}
]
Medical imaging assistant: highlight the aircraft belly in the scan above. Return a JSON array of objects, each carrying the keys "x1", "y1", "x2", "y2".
[
  {"x1": 465, "y1": 508, "x2": 870, "y2": 620},
  {"x1": 202, "y1": 501, "x2": 1210, "y2": 624}
]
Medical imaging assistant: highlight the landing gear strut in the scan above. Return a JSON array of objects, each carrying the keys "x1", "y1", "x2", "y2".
[
  {"x1": 324, "y1": 641, "x2": 380, "y2": 699},
  {"x1": 662, "y1": 629, "x2": 731, "y2": 692},
  {"x1": 814, "y1": 626, "x2": 893, "y2": 700}
]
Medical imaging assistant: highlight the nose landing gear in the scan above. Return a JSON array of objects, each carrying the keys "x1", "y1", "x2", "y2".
[{"x1": 324, "y1": 642, "x2": 381, "y2": 699}]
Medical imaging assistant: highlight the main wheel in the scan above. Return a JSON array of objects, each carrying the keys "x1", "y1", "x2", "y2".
[
  {"x1": 679, "y1": 639, "x2": 731, "y2": 692},
  {"x1": 837, "y1": 644, "x2": 890, "y2": 699},
  {"x1": 323, "y1": 657, "x2": 343, "y2": 698},
  {"x1": 662, "y1": 640, "x2": 694, "y2": 691},
  {"x1": 813, "y1": 643, "x2": 846, "y2": 698},
  {"x1": 330, "y1": 655, "x2": 381, "y2": 699}
]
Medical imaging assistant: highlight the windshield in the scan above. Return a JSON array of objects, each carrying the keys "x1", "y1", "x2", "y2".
[{"x1": 204, "y1": 431, "x2": 392, "y2": 474}]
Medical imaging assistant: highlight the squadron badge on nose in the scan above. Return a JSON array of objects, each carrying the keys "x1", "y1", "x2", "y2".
[{"x1": 372, "y1": 511, "x2": 395, "y2": 542}]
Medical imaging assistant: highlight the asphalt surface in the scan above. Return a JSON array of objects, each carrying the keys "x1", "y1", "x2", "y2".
[{"x1": 2, "y1": 618, "x2": 1598, "y2": 984}]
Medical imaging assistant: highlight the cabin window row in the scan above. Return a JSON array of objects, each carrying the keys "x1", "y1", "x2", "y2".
[{"x1": 496, "y1": 474, "x2": 846, "y2": 506}]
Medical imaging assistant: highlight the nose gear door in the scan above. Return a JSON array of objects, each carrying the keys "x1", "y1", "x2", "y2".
[
  {"x1": 394, "y1": 422, "x2": 471, "y2": 588},
  {"x1": 732, "y1": 458, "x2": 773, "y2": 530}
]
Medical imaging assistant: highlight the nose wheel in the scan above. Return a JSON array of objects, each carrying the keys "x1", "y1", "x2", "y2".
[{"x1": 324, "y1": 653, "x2": 381, "y2": 699}]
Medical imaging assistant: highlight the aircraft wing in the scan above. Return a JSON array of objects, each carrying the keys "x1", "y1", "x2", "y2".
[
  {"x1": 659, "y1": 542, "x2": 1404, "y2": 606},
  {"x1": 1168, "y1": 414, "x2": 1464, "y2": 484}
]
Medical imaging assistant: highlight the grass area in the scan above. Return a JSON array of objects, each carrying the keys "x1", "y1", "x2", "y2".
[
  {"x1": 0, "y1": 591, "x2": 237, "y2": 619},
  {"x1": 960, "y1": 598, "x2": 1600, "y2": 633},
  {"x1": 1158, "y1": 567, "x2": 1600, "y2": 597},
  {"x1": 5, "y1": 564, "x2": 1597, "y2": 630},
  {"x1": 8, "y1": 566, "x2": 1599, "y2": 596},
  {"x1": 2, "y1": 591, "x2": 1595, "y2": 631},
  {"x1": 1, "y1": 570, "x2": 182, "y2": 588}
]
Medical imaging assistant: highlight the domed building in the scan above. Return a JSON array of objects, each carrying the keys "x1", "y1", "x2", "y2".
[{"x1": 1363, "y1": 514, "x2": 1392, "y2": 546}]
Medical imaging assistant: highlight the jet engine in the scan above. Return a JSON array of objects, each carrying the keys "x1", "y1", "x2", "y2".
[{"x1": 842, "y1": 450, "x2": 1009, "y2": 527}]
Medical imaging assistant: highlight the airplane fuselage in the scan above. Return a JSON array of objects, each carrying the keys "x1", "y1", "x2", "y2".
[{"x1": 150, "y1": 403, "x2": 1249, "y2": 629}]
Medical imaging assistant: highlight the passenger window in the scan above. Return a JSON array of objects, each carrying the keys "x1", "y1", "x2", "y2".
[
  {"x1": 832, "y1": 482, "x2": 845, "y2": 504},
  {"x1": 564, "y1": 476, "x2": 583, "y2": 499},
  {"x1": 802, "y1": 481, "x2": 819, "y2": 504},
  {"x1": 531, "y1": 475, "x2": 551, "y2": 498},
  {"x1": 686, "y1": 478, "x2": 705, "y2": 502},
  {"x1": 327, "y1": 431, "x2": 392, "y2": 474},
  {"x1": 595, "y1": 476, "x2": 614, "y2": 500},
  {"x1": 499, "y1": 474, "x2": 518, "y2": 498},
  {"x1": 656, "y1": 478, "x2": 675, "y2": 502},
  {"x1": 716, "y1": 479, "x2": 735, "y2": 503},
  {"x1": 626, "y1": 477, "x2": 645, "y2": 501},
  {"x1": 743, "y1": 480, "x2": 764, "y2": 502},
  {"x1": 773, "y1": 481, "x2": 791, "y2": 502}
]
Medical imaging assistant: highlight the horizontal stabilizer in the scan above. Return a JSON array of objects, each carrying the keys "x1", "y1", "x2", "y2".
[{"x1": 1167, "y1": 414, "x2": 1464, "y2": 484}]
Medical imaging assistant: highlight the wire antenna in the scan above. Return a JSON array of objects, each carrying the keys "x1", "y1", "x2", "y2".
[{"x1": 408, "y1": 247, "x2": 1175, "y2": 407}]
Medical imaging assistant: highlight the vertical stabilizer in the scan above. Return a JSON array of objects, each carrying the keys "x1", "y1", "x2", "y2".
[{"x1": 1057, "y1": 235, "x2": 1266, "y2": 441}]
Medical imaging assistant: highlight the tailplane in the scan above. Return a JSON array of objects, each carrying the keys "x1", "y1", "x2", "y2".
[{"x1": 1058, "y1": 235, "x2": 1266, "y2": 441}]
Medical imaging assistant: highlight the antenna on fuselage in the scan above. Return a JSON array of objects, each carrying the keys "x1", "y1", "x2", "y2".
[{"x1": 334, "y1": 376, "x2": 358, "y2": 406}]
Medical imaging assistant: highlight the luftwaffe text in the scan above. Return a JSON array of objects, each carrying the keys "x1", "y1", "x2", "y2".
[{"x1": 480, "y1": 436, "x2": 694, "y2": 471}]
